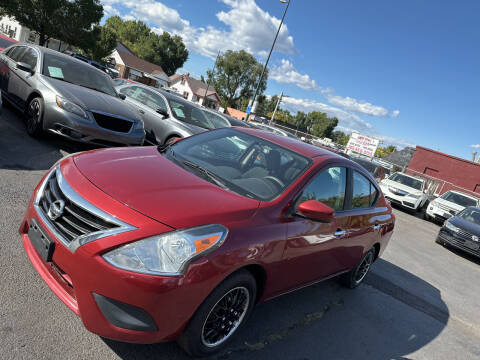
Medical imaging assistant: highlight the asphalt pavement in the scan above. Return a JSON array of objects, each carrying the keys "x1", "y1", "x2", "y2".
[{"x1": 1, "y1": 105, "x2": 480, "y2": 359}]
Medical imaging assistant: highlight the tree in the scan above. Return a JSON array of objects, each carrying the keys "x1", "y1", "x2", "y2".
[
  {"x1": 80, "y1": 25, "x2": 116, "y2": 61},
  {"x1": 375, "y1": 145, "x2": 397, "y2": 158},
  {"x1": 104, "y1": 16, "x2": 188, "y2": 76},
  {"x1": 331, "y1": 131, "x2": 350, "y2": 146},
  {"x1": 0, "y1": 0, "x2": 103, "y2": 47},
  {"x1": 206, "y1": 50, "x2": 267, "y2": 108},
  {"x1": 307, "y1": 112, "x2": 338, "y2": 138},
  {"x1": 254, "y1": 94, "x2": 267, "y2": 117}
]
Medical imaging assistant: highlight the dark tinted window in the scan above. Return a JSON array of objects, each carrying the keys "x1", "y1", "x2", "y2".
[
  {"x1": 458, "y1": 207, "x2": 480, "y2": 225},
  {"x1": 353, "y1": 171, "x2": 377, "y2": 208},
  {"x1": 8, "y1": 46, "x2": 26, "y2": 61},
  {"x1": 18, "y1": 48, "x2": 37, "y2": 69},
  {"x1": 297, "y1": 167, "x2": 347, "y2": 211},
  {"x1": 440, "y1": 191, "x2": 478, "y2": 208}
]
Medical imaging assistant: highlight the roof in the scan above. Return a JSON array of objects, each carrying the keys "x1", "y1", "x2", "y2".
[
  {"x1": 414, "y1": 145, "x2": 480, "y2": 168},
  {"x1": 226, "y1": 107, "x2": 248, "y2": 120},
  {"x1": 236, "y1": 128, "x2": 336, "y2": 159},
  {"x1": 116, "y1": 50, "x2": 166, "y2": 76},
  {"x1": 170, "y1": 73, "x2": 220, "y2": 101},
  {"x1": 383, "y1": 146, "x2": 415, "y2": 168}
]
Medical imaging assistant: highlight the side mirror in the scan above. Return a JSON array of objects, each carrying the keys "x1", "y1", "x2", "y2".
[
  {"x1": 156, "y1": 108, "x2": 169, "y2": 118},
  {"x1": 16, "y1": 61, "x2": 33, "y2": 74},
  {"x1": 296, "y1": 200, "x2": 335, "y2": 222},
  {"x1": 119, "y1": 94, "x2": 126, "y2": 100}
]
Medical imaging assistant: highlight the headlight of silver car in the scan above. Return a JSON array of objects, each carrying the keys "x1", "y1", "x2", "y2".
[
  {"x1": 102, "y1": 224, "x2": 228, "y2": 275},
  {"x1": 56, "y1": 96, "x2": 88, "y2": 119},
  {"x1": 445, "y1": 221, "x2": 460, "y2": 233}
]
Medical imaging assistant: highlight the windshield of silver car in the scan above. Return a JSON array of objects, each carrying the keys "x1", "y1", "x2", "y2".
[
  {"x1": 165, "y1": 128, "x2": 312, "y2": 201},
  {"x1": 42, "y1": 53, "x2": 117, "y2": 97}
]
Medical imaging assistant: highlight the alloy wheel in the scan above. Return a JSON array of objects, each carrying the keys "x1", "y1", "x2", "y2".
[
  {"x1": 27, "y1": 99, "x2": 40, "y2": 133},
  {"x1": 354, "y1": 251, "x2": 374, "y2": 284},
  {"x1": 201, "y1": 286, "x2": 250, "y2": 348}
]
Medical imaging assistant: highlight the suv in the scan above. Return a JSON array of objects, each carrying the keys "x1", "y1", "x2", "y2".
[
  {"x1": 379, "y1": 172, "x2": 428, "y2": 211},
  {"x1": 426, "y1": 190, "x2": 480, "y2": 222}
]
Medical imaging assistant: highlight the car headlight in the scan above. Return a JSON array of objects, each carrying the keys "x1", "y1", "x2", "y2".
[
  {"x1": 102, "y1": 224, "x2": 228, "y2": 275},
  {"x1": 445, "y1": 221, "x2": 460, "y2": 233},
  {"x1": 56, "y1": 96, "x2": 88, "y2": 119}
]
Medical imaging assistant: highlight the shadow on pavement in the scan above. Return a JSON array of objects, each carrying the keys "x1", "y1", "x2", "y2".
[
  {"x1": 103, "y1": 259, "x2": 448, "y2": 360},
  {"x1": 0, "y1": 103, "x2": 94, "y2": 170}
]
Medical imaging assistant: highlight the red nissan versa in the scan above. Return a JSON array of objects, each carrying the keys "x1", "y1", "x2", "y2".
[{"x1": 19, "y1": 127, "x2": 395, "y2": 357}]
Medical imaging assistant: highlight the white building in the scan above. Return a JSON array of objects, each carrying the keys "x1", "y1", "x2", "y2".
[
  {"x1": 169, "y1": 73, "x2": 221, "y2": 110},
  {"x1": 0, "y1": 16, "x2": 70, "y2": 51}
]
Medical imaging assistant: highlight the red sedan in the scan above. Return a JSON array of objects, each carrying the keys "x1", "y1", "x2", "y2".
[{"x1": 20, "y1": 128, "x2": 395, "y2": 356}]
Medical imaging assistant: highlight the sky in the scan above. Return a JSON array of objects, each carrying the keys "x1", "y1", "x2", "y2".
[{"x1": 102, "y1": 0, "x2": 480, "y2": 159}]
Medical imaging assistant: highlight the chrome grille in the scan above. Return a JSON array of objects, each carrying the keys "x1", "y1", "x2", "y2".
[
  {"x1": 436, "y1": 202, "x2": 457, "y2": 214},
  {"x1": 456, "y1": 228, "x2": 475, "y2": 242},
  {"x1": 34, "y1": 166, "x2": 136, "y2": 252}
]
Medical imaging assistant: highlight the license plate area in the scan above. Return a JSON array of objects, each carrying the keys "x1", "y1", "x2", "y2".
[
  {"x1": 464, "y1": 240, "x2": 479, "y2": 251},
  {"x1": 28, "y1": 219, "x2": 55, "y2": 262}
]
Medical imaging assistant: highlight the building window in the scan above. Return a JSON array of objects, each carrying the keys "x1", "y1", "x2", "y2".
[{"x1": 183, "y1": 91, "x2": 189, "y2": 99}]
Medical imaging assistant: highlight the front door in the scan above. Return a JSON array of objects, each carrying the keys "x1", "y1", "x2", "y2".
[{"x1": 283, "y1": 166, "x2": 351, "y2": 290}]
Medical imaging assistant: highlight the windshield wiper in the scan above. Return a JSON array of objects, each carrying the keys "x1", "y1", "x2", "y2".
[
  {"x1": 157, "y1": 142, "x2": 174, "y2": 154},
  {"x1": 181, "y1": 160, "x2": 230, "y2": 190}
]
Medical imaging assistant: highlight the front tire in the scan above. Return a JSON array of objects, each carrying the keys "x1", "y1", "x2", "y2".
[
  {"x1": 177, "y1": 270, "x2": 256, "y2": 357},
  {"x1": 25, "y1": 97, "x2": 44, "y2": 137},
  {"x1": 341, "y1": 249, "x2": 375, "y2": 289}
]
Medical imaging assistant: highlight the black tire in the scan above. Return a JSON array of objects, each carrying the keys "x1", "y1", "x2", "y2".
[
  {"x1": 177, "y1": 270, "x2": 256, "y2": 357},
  {"x1": 165, "y1": 135, "x2": 181, "y2": 145},
  {"x1": 25, "y1": 97, "x2": 44, "y2": 137},
  {"x1": 340, "y1": 248, "x2": 375, "y2": 289}
]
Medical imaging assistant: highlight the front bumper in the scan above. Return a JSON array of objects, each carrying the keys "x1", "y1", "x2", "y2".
[
  {"x1": 426, "y1": 205, "x2": 454, "y2": 223},
  {"x1": 43, "y1": 102, "x2": 145, "y2": 146},
  {"x1": 19, "y1": 159, "x2": 223, "y2": 343},
  {"x1": 437, "y1": 229, "x2": 480, "y2": 258},
  {"x1": 381, "y1": 188, "x2": 422, "y2": 210}
]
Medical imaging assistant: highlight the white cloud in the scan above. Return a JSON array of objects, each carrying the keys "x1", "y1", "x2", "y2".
[
  {"x1": 471, "y1": 144, "x2": 480, "y2": 149},
  {"x1": 102, "y1": 0, "x2": 296, "y2": 59},
  {"x1": 280, "y1": 96, "x2": 373, "y2": 132},
  {"x1": 270, "y1": 59, "x2": 324, "y2": 92},
  {"x1": 391, "y1": 109, "x2": 400, "y2": 117},
  {"x1": 326, "y1": 94, "x2": 389, "y2": 117}
]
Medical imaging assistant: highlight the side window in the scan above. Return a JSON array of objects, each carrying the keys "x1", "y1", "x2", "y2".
[
  {"x1": 297, "y1": 167, "x2": 347, "y2": 211},
  {"x1": 18, "y1": 48, "x2": 38, "y2": 69},
  {"x1": 142, "y1": 89, "x2": 168, "y2": 113},
  {"x1": 119, "y1": 85, "x2": 139, "y2": 98},
  {"x1": 352, "y1": 171, "x2": 378, "y2": 208},
  {"x1": 8, "y1": 46, "x2": 26, "y2": 62}
]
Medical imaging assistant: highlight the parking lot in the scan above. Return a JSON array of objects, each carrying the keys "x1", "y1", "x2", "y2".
[{"x1": 1, "y1": 106, "x2": 480, "y2": 360}]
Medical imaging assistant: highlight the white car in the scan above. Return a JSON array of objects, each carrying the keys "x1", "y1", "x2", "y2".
[
  {"x1": 379, "y1": 172, "x2": 428, "y2": 211},
  {"x1": 426, "y1": 190, "x2": 479, "y2": 222}
]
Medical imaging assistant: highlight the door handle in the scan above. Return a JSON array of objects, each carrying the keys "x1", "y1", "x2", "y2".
[
  {"x1": 334, "y1": 229, "x2": 345, "y2": 238},
  {"x1": 139, "y1": 109, "x2": 145, "y2": 114},
  {"x1": 373, "y1": 224, "x2": 381, "y2": 231}
]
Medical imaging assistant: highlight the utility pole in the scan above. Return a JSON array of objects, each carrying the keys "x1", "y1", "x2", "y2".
[
  {"x1": 269, "y1": 91, "x2": 283, "y2": 126},
  {"x1": 203, "y1": 50, "x2": 221, "y2": 107},
  {"x1": 246, "y1": 0, "x2": 291, "y2": 121}
]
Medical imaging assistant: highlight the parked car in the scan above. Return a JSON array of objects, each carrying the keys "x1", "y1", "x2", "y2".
[
  {"x1": 0, "y1": 45, "x2": 145, "y2": 146},
  {"x1": 69, "y1": 52, "x2": 120, "y2": 78},
  {"x1": 436, "y1": 206, "x2": 480, "y2": 258},
  {"x1": 0, "y1": 33, "x2": 17, "y2": 51},
  {"x1": 116, "y1": 83, "x2": 216, "y2": 145},
  {"x1": 426, "y1": 190, "x2": 479, "y2": 222},
  {"x1": 349, "y1": 156, "x2": 391, "y2": 182},
  {"x1": 379, "y1": 172, "x2": 428, "y2": 211},
  {"x1": 254, "y1": 122, "x2": 299, "y2": 139},
  {"x1": 19, "y1": 127, "x2": 395, "y2": 357}
]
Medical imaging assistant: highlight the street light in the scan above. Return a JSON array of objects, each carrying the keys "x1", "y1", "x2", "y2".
[{"x1": 245, "y1": 0, "x2": 291, "y2": 121}]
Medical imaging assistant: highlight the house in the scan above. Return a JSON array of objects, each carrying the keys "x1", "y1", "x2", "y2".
[
  {"x1": 169, "y1": 73, "x2": 221, "y2": 110},
  {"x1": 0, "y1": 16, "x2": 70, "y2": 52},
  {"x1": 110, "y1": 42, "x2": 170, "y2": 88},
  {"x1": 226, "y1": 107, "x2": 248, "y2": 121}
]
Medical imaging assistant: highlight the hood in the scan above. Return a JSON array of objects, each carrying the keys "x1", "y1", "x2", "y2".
[
  {"x1": 43, "y1": 77, "x2": 140, "y2": 121},
  {"x1": 449, "y1": 216, "x2": 480, "y2": 237},
  {"x1": 432, "y1": 197, "x2": 465, "y2": 212},
  {"x1": 73, "y1": 147, "x2": 259, "y2": 229},
  {"x1": 380, "y1": 179, "x2": 423, "y2": 195}
]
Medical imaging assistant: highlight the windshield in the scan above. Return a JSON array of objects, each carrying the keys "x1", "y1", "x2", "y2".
[
  {"x1": 457, "y1": 207, "x2": 480, "y2": 225},
  {"x1": 165, "y1": 128, "x2": 312, "y2": 201},
  {"x1": 440, "y1": 192, "x2": 478, "y2": 207},
  {"x1": 202, "y1": 111, "x2": 230, "y2": 128},
  {"x1": 167, "y1": 98, "x2": 216, "y2": 129},
  {"x1": 388, "y1": 173, "x2": 423, "y2": 190},
  {"x1": 42, "y1": 53, "x2": 117, "y2": 97}
]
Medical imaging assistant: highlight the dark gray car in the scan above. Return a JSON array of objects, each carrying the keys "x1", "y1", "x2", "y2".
[
  {"x1": 116, "y1": 83, "x2": 217, "y2": 145},
  {"x1": 0, "y1": 45, "x2": 145, "y2": 146}
]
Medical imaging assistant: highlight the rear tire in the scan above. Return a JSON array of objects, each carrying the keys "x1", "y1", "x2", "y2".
[
  {"x1": 340, "y1": 249, "x2": 375, "y2": 289},
  {"x1": 25, "y1": 97, "x2": 44, "y2": 137},
  {"x1": 177, "y1": 270, "x2": 256, "y2": 357}
]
